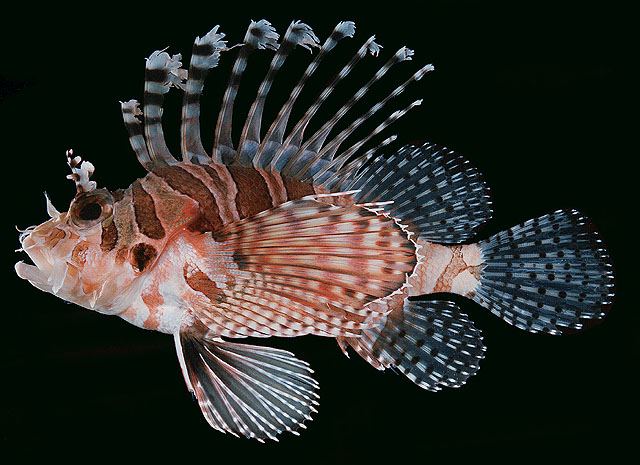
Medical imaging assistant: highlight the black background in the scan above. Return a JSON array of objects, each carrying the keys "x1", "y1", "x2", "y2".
[{"x1": 1, "y1": 1, "x2": 635, "y2": 462}]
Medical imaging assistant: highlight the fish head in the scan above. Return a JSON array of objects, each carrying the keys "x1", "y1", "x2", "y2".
[{"x1": 15, "y1": 151, "x2": 144, "y2": 315}]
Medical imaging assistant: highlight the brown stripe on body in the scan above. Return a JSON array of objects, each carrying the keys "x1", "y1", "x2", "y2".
[
  {"x1": 100, "y1": 221, "x2": 118, "y2": 252},
  {"x1": 141, "y1": 279, "x2": 163, "y2": 330},
  {"x1": 112, "y1": 189, "x2": 136, "y2": 264},
  {"x1": 153, "y1": 165, "x2": 223, "y2": 232},
  {"x1": 182, "y1": 164, "x2": 236, "y2": 225},
  {"x1": 282, "y1": 176, "x2": 316, "y2": 200},
  {"x1": 207, "y1": 163, "x2": 240, "y2": 221},
  {"x1": 227, "y1": 166, "x2": 274, "y2": 218},
  {"x1": 258, "y1": 169, "x2": 288, "y2": 206},
  {"x1": 132, "y1": 181, "x2": 166, "y2": 240}
]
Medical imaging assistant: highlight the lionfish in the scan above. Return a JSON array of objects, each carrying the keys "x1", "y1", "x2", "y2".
[{"x1": 15, "y1": 20, "x2": 614, "y2": 440}]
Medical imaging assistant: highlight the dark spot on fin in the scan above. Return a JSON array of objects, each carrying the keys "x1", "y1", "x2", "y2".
[{"x1": 232, "y1": 250, "x2": 248, "y2": 270}]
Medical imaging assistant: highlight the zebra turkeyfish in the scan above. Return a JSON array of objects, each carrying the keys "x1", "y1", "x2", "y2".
[{"x1": 14, "y1": 19, "x2": 615, "y2": 441}]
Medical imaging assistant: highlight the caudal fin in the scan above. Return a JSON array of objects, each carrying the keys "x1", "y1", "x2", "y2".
[{"x1": 473, "y1": 210, "x2": 615, "y2": 334}]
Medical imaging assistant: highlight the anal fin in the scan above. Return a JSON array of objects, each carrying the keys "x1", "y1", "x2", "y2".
[{"x1": 339, "y1": 299, "x2": 485, "y2": 391}]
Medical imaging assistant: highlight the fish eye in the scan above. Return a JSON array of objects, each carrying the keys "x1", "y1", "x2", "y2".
[
  {"x1": 78, "y1": 202, "x2": 102, "y2": 221},
  {"x1": 69, "y1": 189, "x2": 114, "y2": 228}
]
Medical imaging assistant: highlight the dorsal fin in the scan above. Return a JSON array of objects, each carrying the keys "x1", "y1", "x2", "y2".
[
  {"x1": 236, "y1": 21, "x2": 320, "y2": 166},
  {"x1": 121, "y1": 20, "x2": 433, "y2": 186},
  {"x1": 181, "y1": 26, "x2": 227, "y2": 164},
  {"x1": 143, "y1": 50, "x2": 186, "y2": 165},
  {"x1": 267, "y1": 35, "x2": 381, "y2": 172},
  {"x1": 252, "y1": 21, "x2": 356, "y2": 169},
  {"x1": 212, "y1": 20, "x2": 279, "y2": 164},
  {"x1": 281, "y1": 46, "x2": 414, "y2": 177},
  {"x1": 288, "y1": 62, "x2": 433, "y2": 181}
]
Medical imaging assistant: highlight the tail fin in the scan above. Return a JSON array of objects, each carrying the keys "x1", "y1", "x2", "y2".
[
  {"x1": 338, "y1": 299, "x2": 485, "y2": 391},
  {"x1": 473, "y1": 209, "x2": 615, "y2": 334}
]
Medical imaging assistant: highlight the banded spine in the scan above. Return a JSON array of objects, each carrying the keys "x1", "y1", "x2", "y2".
[
  {"x1": 237, "y1": 21, "x2": 320, "y2": 164},
  {"x1": 212, "y1": 20, "x2": 279, "y2": 164},
  {"x1": 120, "y1": 100, "x2": 152, "y2": 169},
  {"x1": 144, "y1": 51, "x2": 185, "y2": 165},
  {"x1": 253, "y1": 21, "x2": 356, "y2": 168},
  {"x1": 181, "y1": 26, "x2": 227, "y2": 164},
  {"x1": 268, "y1": 35, "x2": 381, "y2": 172}
]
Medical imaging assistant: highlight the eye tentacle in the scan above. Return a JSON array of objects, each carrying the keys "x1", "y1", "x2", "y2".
[
  {"x1": 44, "y1": 192, "x2": 61, "y2": 219},
  {"x1": 66, "y1": 149, "x2": 97, "y2": 193}
]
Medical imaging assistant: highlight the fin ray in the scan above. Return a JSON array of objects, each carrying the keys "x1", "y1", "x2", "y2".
[
  {"x1": 181, "y1": 26, "x2": 227, "y2": 164},
  {"x1": 339, "y1": 300, "x2": 485, "y2": 391},
  {"x1": 334, "y1": 143, "x2": 493, "y2": 242},
  {"x1": 213, "y1": 20, "x2": 279, "y2": 164},
  {"x1": 177, "y1": 335, "x2": 318, "y2": 440},
  {"x1": 188, "y1": 198, "x2": 417, "y2": 338},
  {"x1": 473, "y1": 209, "x2": 615, "y2": 333}
]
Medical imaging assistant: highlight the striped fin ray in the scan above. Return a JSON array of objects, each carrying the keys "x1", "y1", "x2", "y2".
[
  {"x1": 120, "y1": 99, "x2": 152, "y2": 169},
  {"x1": 212, "y1": 20, "x2": 279, "y2": 164},
  {"x1": 315, "y1": 64, "x2": 434, "y2": 179},
  {"x1": 176, "y1": 335, "x2": 319, "y2": 441},
  {"x1": 253, "y1": 21, "x2": 356, "y2": 169},
  {"x1": 314, "y1": 134, "x2": 398, "y2": 187},
  {"x1": 338, "y1": 300, "x2": 485, "y2": 391},
  {"x1": 268, "y1": 35, "x2": 381, "y2": 172},
  {"x1": 189, "y1": 198, "x2": 417, "y2": 338},
  {"x1": 281, "y1": 46, "x2": 415, "y2": 179},
  {"x1": 236, "y1": 21, "x2": 320, "y2": 165},
  {"x1": 331, "y1": 143, "x2": 493, "y2": 243},
  {"x1": 323, "y1": 100, "x2": 423, "y2": 189},
  {"x1": 181, "y1": 26, "x2": 227, "y2": 164},
  {"x1": 144, "y1": 50, "x2": 187, "y2": 165}
]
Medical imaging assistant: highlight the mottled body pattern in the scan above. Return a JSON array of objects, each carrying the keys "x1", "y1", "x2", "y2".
[{"x1": 16, "y1": 20, "x2": 614, "y2": 440}]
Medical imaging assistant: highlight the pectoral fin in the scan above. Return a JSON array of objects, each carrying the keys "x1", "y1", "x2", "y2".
[{"x1": 186, "y1": 198, "x2": 418, "y2": 338}]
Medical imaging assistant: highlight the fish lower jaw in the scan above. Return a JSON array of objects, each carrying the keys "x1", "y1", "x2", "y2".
[
  {"x1": 15, "y1": 260, "x2": 89, "y2": 307},
  {"x1": 15, "y1": 261, "x2": 54, "y2": 293}
]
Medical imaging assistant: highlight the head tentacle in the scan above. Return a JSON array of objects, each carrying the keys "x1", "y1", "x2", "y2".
[{"x1": 66, "y1": 149, "x2": 96, "y2": 193}]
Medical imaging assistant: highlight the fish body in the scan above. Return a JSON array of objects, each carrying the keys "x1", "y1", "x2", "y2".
[{"x1": 15, "y1": 19, "x2": 614, "y2": 440}]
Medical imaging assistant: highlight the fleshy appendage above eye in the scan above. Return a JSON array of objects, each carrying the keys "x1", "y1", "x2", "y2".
[{"x1": 68, "y1": 188, "x2": 114, "y2": 228}]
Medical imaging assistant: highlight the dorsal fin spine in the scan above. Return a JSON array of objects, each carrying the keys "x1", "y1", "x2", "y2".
[
  {"x1": 286, "y1": 47, "x2": 419, "y2": 180},
  {"x1": 212, "y1": 20, "x2": 279, "y2": 164},
  {"x1": 236, "y1": 21, "x2": 320, "y2": 166},
  {"x1": 120, "y1": 99, "x2": 153, "y2": 170},
  {"x1": 181, "y1": 26, "x2": 227, "y2": 164},
  {"x1": 144, "y1": 50, "x2": 186, "y2": 165},
  {"x1": 253, "y1": 21, "x2": 356, "y2": 169},
  {"x1": 268, "y1": 35, "x2": 380, "y2": 172}
]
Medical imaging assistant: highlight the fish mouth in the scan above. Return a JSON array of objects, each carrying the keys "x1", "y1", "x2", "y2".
[
  {"x1": 15, "y1": 233, "x2": 61, "y2": 294},
  {"x1": 15, "y1": 260, "x2": 54, "y2": 293}
]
